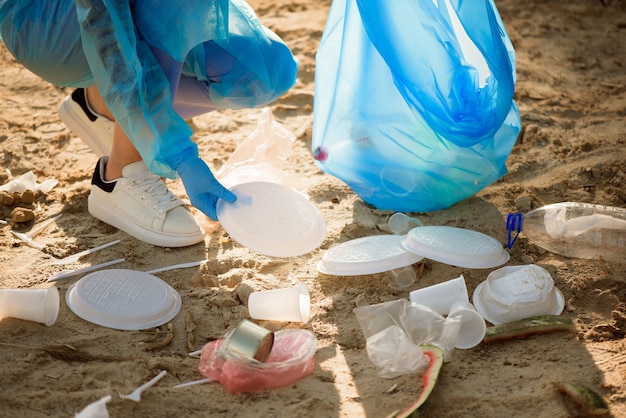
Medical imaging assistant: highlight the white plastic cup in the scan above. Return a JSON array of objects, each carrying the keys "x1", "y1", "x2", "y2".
[
  {"x1": 248, "y1": 283, "x2": 311, "y2": 323},
  {"x1": 0, "y1": 286, "x2": 60, "y2": 326},
  {"x1": 389, "y1": 267, "x2": 416, "y2": 288},
  {"x1": 409, "y1": 275, "x2": 469, "y2": 315},
  {"x1": 388, "y1": 213, "x2": 424, "y2": 235},
  {"x1": 448, "y1": 300, "x2": 486, "y2": 349}
]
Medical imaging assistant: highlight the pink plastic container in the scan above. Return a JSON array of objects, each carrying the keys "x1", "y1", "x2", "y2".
[{"x1": 199, "y1": 329, "x2": 317, "y2": 393}]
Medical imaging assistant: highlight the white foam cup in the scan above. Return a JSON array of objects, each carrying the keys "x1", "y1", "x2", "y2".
[
  {"x1": 389, "y1": 267, "x2": 416, "y2": 288},
  {"x1": 448, "y1": 300, "x2": 486, "y2": 349},
  {"x1": 248, "y1": 283, "x2": 311, "y2": 323},
  {"x1": 409, "y1": 275, "x2": 469, "y2": 315},
  {"x1": 0, "y1": 286, "x2": 60, "y2": 326}
]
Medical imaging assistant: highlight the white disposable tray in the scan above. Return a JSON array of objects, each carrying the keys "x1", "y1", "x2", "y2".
[
  {"x1": 66, "y1": 269, "x2": 181, "y2": 330},
  {"x1": 318, "y1": 234, "x2": 423, "y2": 276},
  {"x1": 401, "y1": 226, "x2": 510, "y2": 268},
  {"x1": 217, "y1": 182, "x2": 326, "y2": 258}
]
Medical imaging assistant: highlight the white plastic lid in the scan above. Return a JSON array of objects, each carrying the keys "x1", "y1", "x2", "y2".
[
  {"x1": 317, "y1": 234, "x2": 423, "y2": 276},
  {"x1": 217, "y1": 182, "x2": 326, "y2": 258},
  {"x1": 401, "y1": 226, "x2": 510, "y2": 268},
  {"x1": 65, "y1": 269, "x2": 182, "y2": 330},
  {"x1": 472, "y1": 264, "x2": 565, "y2": 325}
]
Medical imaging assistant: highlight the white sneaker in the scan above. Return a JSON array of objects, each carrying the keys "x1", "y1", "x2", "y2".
[
  {"x1": 88, "y1": 157, "x2": 205, "y2": 247},
  {"x1": 58, "y1": 88, "x2": 114, "y2": 156}
]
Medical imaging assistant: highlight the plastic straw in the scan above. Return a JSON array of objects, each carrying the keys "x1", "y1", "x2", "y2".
[
  {"x1": 51, "y1": 239, "x2": 121, "y2": 265},
  {"x1": 47, "y1": 258, "x2": 125, "y2": 282},
  {"x1": 188, "y1": 350, "x2": 203, "y2": 357},
  {"x1": 144, "y1": 260, "x2": 205, "y2": 274},
  {"x1": 172, "y1": 378, "x2": 215, "y2": 389},
  {"x1": 11, "y1": 214, "x2": 62, "y2": 249}
]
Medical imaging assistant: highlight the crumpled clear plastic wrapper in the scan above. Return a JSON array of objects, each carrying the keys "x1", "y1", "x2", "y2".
[
  {"x1": 366, "y1": 325, "x2": 428, "y2": 378},
  {"x1": 199, "y1": 328, "x2": 317, "y2": 393},
  {"x1": 0, "y1": 171, "x2": 58, "y2": 193},
  {"x1": 354, "y1": 299, "x2": 461, "y2": 378},
  {"x1": 216, "y1": 107, "x2": 304, "y2": 192}
]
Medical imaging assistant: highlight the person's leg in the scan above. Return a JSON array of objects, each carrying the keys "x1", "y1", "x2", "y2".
[
  {"x1": 58, "y1": 0, "x2": 298, "y2": 149},
  {"x1": 59, "y1": 83, "x2": 137, "y2": 180},
  {"x1": 0, "y1": 1, "x2": 205, "y2": 247},
  {"x1": 0, "y1": 2, "x2": 203, "y2": 246},
  {"x1": 81, "y1": 84, "x2": 204, "y2": 247},
  {"x1": 2, "y1": 0, "x2": 116, "y2": 158},
  {"x1": 104, "y1": 124, "x2": 142, "y2": 180},
  {"x1": 173, "y1": 1, "x2": 298, "y2": 119},
  {"x1": 58, "y1": 82, "x2": 206, "y2": 246},
  {"x1": 0, "y1": 0, "x2": 92, "y2": 87},
  {"x1": 175, "y1": 37, "x2": 297, "y2": 119},
  {"x1": 80, "y1": 97, "x2": 204, "y2": 247},
  {"x1": 84, "y1": 85, "x2": 113, "y2": 120},
  {"x1": 199, "y1": 32, "x2": 298, "y2": 112},
  {"x1": 58, "y1": 87, "x2": 115, "y2": 156},
  {"x1": 83, "y1": 77, "x2": 145, "y2": 181}
]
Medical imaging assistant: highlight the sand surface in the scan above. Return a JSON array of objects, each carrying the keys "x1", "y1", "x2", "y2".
[{"x1": 1, "y1": 0, "x2": 625, "y2": 417}]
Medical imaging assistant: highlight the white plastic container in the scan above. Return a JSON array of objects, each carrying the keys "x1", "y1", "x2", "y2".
[
  {"x1": 472, "y1": 264, "x2": 564, "y2": 325},
  {"x1": 317, "y1": 234, "x2": 423, "y2": 276},
  {"x1": 520, "y1": 202, "x2": 626, "y2": 263}
]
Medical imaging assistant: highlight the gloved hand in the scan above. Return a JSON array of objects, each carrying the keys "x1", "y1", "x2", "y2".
[{"x1": 175, "y1": 155, "x2": 237, "y2": 221}]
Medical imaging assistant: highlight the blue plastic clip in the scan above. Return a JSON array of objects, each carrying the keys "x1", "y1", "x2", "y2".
[{"x1": 506, "y1": 212, "x2": 523, "y2": 249}]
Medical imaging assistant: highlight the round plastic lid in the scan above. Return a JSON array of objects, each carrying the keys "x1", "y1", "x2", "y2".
[
  {"x1": 217, "y1": 182, "x2": 326, "y2": 258},
  {"x1": 472, "y1": 265, "x2": 565, "y2": 325},
  {"x1": 65, "y1": 269, "x2": 182, "y2": 331},
  {"x1": 317, "y1": 234, "x2": 423, "y2": 276},
  {"x1": 401, "y1": 226, "x2": 510, "y2": 268}
]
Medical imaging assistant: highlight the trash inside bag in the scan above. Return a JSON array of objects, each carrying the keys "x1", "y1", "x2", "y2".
[
  {"x1": 199, "y1": 329, "x2": 317, "y2": 393},
  {"x1": 355, "y1": 0, "x2": 516, "y2": 145},
  {"x1": 312, "y1": 0, "x2": 521, "y2": 212},
  {"x1": 354, "y1": 299, "x2": 461, "y2": 377}
]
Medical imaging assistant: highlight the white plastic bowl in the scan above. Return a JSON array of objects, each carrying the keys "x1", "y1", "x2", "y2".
[{"x1": 472, "y1": 264, "x2": 564, "y2": 325}]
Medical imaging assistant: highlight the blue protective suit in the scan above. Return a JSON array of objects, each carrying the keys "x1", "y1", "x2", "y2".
[{"x1": 0, "y1": 0, "x2": 298, "y2": 178}]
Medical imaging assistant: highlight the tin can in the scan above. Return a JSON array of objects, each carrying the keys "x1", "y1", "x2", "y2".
[{"x1": 223, "y1": 319, "x2": 275, "y2": 362}]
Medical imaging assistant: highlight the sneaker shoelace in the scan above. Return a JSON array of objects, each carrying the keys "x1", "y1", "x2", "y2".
[{"x1": 126, "y1": 171, "x2": 184, "y2": 217}]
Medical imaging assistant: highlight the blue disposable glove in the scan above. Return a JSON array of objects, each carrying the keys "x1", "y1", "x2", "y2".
[{"x1": 175, "y1": 155, "x2": 237, "y2": 221}]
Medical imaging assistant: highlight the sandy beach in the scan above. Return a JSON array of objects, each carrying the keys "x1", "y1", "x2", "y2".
[{"x1": 1, "y1": 0, "x2": 625, "y2": 417}]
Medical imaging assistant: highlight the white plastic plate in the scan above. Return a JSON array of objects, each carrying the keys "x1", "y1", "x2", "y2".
[
  {"x1": 401, "y1": 226, "x2": 510, "y2": 268},
  {"x1": 65, "y1": 269, "x2": 181, "y2": 330},
  {"x1": 317, "y1": 234, "x2": 423, "y2": 276},
  {"x1": 216, "y1": 182, "x2": 326, "y2": 258}
]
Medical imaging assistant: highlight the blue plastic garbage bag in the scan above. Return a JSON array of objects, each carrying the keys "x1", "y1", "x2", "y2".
[{"x1": 312, "y1": 0, "x2": 521, "y2": 212}]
